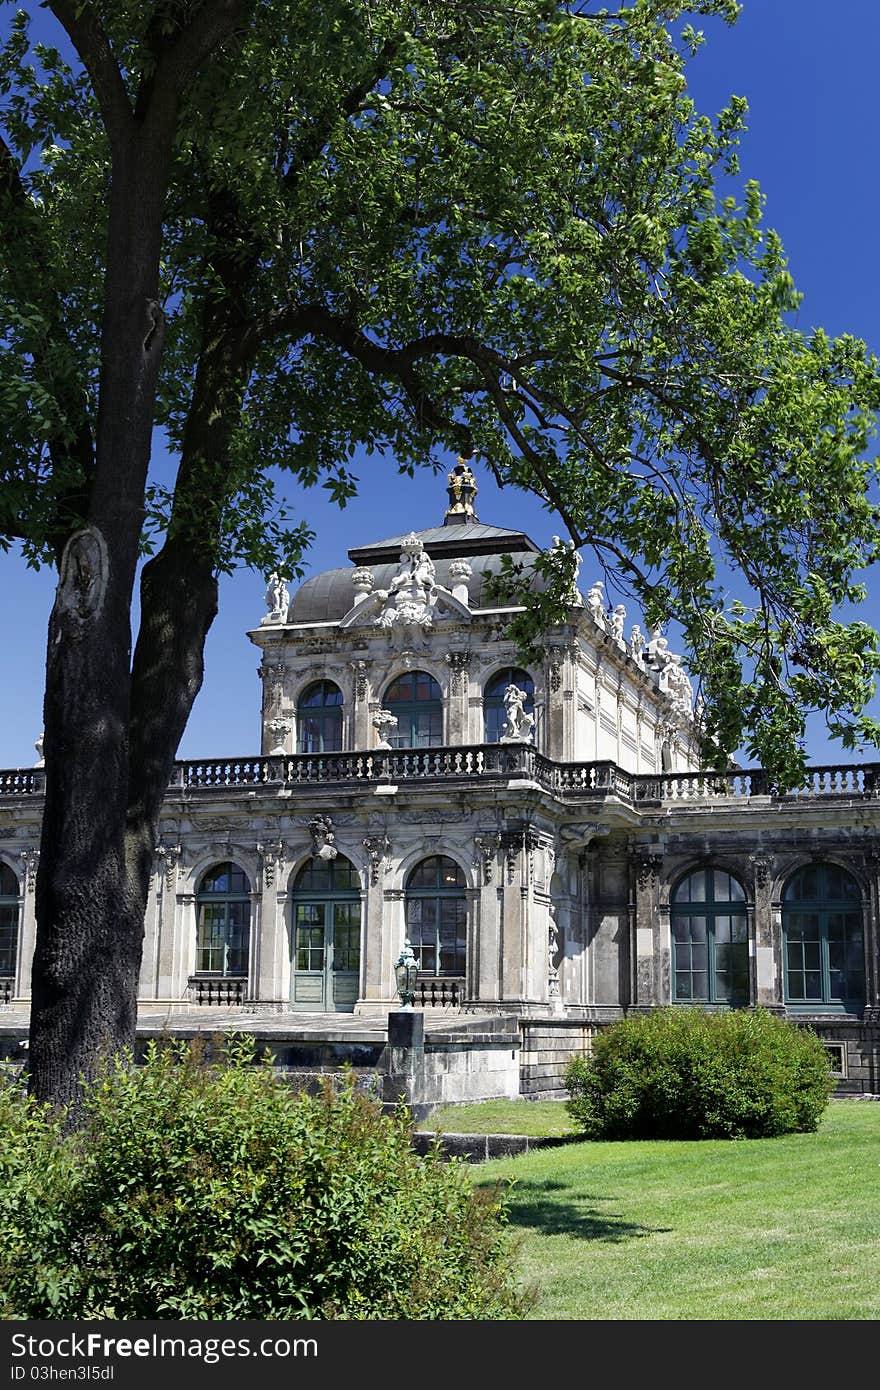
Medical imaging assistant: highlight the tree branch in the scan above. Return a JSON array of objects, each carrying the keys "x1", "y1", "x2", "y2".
[
  {"x1": 46, "y1": 2, "x2": 133, "y2": 147},
  {"x1": 136, "y1": 0, "x2": 252, "y2": 136}
]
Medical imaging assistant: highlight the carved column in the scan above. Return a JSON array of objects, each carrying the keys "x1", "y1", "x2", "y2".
[
  {"x1": 153, "y1": 843, "x2": 181, "y2": 999},
  {"x1": 362, "y1": 835, "x2": 392, "y2": 1007},
  {"x1": 633, "y1": 851, "x2": 664, "y2": 1006},
  {"x1": 445, "y1": 650, "x2": 472, "y2": 744},
  {"x1": 544, "y1": 646, "x2": 566, "y2": 761},
  {"x1": 863, "y1": 849, "x2": 880, "y2": 1021},
  {"x1": 359, "y1": 885, "x2": 402, "y2": 1011},
  {"x1": 472, "y1": 832, "x2": 502, "y2": 1003},
  {"x1": 16, "y1": 848, "x2": 39, "y2": 998},
  {"x1": 175, "y1": 892, "x2": 196, "y2": 999},
  {"x1": 350, "y1": 660, "x2": 372, "y2": 750},
  {"x1": 259, "y1": 662, "x2": 288, "y2": 752},
  {"x1": 750, "y1": 852, "x2": 780, "y2": 1009},
  {"x1": 498, "y1": 827, "x2": 541, "y2": 1004},
  {"x1": 257, "y1": 841, "x2": 286, "y2": 1003}
]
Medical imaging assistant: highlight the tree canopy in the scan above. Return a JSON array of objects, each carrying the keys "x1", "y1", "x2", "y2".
[
  {"x1": 2, "y1": 0, "x2": 880, "y2": 1101},
  {"x1": 2, "y1": 0, "x2": 879, "y2": 788}
]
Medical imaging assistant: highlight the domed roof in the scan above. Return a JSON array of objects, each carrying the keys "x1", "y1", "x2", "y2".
[{"x1": 289, "y1": 522, "x2": 545, "y2": 625}]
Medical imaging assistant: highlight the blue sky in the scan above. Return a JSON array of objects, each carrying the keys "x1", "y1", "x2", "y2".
[{"x1": 1, "y1": 2, "x2": 879, "y2": 768}]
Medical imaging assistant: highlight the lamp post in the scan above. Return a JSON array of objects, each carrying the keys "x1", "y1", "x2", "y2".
[{"x1": 394, "y1": 938, "x2": 418, "y2": 1009}]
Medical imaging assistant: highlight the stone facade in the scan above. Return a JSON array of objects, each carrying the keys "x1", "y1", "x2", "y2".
[{"x1": 1, "y1": 468, "x2": 878, "y2": 1096}]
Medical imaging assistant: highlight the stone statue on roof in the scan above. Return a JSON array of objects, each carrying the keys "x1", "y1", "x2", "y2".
[
  {"x1": 262, "y1": 572, "x2": 290, "y2": 625},
  {"x1": 377, "y1": 533, "x2": 438, "y2": 630}
]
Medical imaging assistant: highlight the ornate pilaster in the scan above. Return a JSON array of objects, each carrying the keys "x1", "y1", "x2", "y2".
[
  {"x1": 501, "y1": 826, "x2": 540, "y2": 886},
  {"x1": 257, "y1": 840, "x2": 285, "y2": 890},
  {"x1": 473, "y1": 832, "x2": 501, "y2": 886},
  {"x1": 445, "y1": 649, "x2": 471, "y2": 740},
  {"x1": 445, "y1": 649, "x2": 471, "y2": 695},
  {"x1": 350, "y1": 660, "x2": 369, "y2": 703},
  {"x1": 363, "y1": 834, "x2": 391, "y2": 886},
  {"x1": 864, "y1": 848, "x2": 880, "y2": 1017},
  {"x1": 748, "y1": 852, "x2": 779, "y2": 1008},
  {"x1": 19, "y1": 848, "x2": 39, "y2": 894},
  {"x1": 155, "y1": 843, "x2": 182, "y2": 894},
  {"x1": 634, "y1": 849, "x2": 664, "y2": 1006}
]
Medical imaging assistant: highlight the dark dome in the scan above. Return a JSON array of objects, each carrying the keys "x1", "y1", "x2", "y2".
[{"x1": 289, "y1": 523, "x2": 544, "y2": 624}]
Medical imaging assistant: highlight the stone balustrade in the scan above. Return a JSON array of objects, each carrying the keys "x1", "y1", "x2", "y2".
[{"x1": 1, "y1": 750, "x2": 877, "y2": 805}]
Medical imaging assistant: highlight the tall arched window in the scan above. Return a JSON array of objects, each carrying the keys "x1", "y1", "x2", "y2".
[
  {"x1": 0, "y1": 862, "x2": 19, "y2": 979},
  {"x1": 196, "y1": 863, "x2": 250, "y2": 976},
  {"x1": 405, "y1": 856, "x2": 467, "y2": 977},
  {"x1": 484, "y1": 667, "x2": 534, "y2": 743},
  {"x1": 783, "y1": 863, "x2": 865, "y2": 1012},
  {"x1": 383, "y1": 671, "x2": 442, "y2": 748},
  {"x1": 290, "y1": 855, "x2": 361, "y2": 1011},
  {"x1": 297, "y1": 680, "x2": 343, "y2": 753},
  {"x1": 670, "y1": 867, "x2": 748, "y2": 1005}
]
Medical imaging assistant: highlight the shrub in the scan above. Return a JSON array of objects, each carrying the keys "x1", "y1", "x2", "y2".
[
  {"x1": 565, "y1": 1008, "x2": 834, "y2": 1141},
  {"x1": 0, "y1": 1038, "x2": 529, "y2": 1319}
]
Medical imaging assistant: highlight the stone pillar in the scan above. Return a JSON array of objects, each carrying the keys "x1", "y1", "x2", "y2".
[
  {"x1": 350, "y1": 661, "x2": 372, "y2": 750},
  {"x1": 445, "y1": 651, "x2": 472, "y2": 744},
  {"x1": 543, "y1": 647, "x2": 565, "y2": 761},
  {"x1": 633, "y1": 851, "x2": 664, "y2": 1006},
  {"x1": 383, "y1": 1010, "x2": 426, "y2": 1110},
  {"x1": 357, "y1": 884, "x2": 401, "y2": 1011},
  {"x1": 471, "y1": 833, "x2": 502, "y2": 1003},
  {"x1": 268, "y1": 890, "x2": 290, "y2": 1004},
  {"x1": 255, "y1": 842, "x2": 285, "y2": 1002},
  {"x1": 153, "y1": 844, "x2": 181, "y2": 999},
  {"x1": 247, "y1": 890, "x2": 262, "y2": 1000},
  {"x1": 175, "y1": 892, "x2": 196, "y2": 999},
  {"x1": 500, "y1": 831, "x2": 528, "y2": 1003},
  {"x1": 863, "y1": 850, "x2": 880, "y2": 1021},
  {"x1": 16, "y1": 848, "x2": 39, "y2": 999},
  {"x1": 750, "y1": 853, "x2": 780, "y2": 1009},
  {"x1": 260, "y1": 661, "x2": 289, "y2": 754}
]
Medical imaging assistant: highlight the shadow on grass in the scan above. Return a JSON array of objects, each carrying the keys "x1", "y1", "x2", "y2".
[{"x1": 490, "y1": 1179, "x2": 669, "y2": 1243}]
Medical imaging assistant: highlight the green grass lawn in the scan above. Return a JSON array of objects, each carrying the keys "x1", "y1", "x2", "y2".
[
  {"x1": 416, "y1": 1098, "x2": 577, "y2": 1137},
  {"x1": 465, "y1": 1101, "x2": 880, "y2": 1320}
]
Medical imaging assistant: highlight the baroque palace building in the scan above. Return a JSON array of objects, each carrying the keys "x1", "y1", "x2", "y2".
[{"x1": 1, "y1": 464, "x2": 879, "y2": 1094}]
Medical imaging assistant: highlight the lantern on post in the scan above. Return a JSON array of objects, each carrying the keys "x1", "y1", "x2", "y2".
[{"x1": 394, "y1": 938, "x2": 418, "y2": 1009}]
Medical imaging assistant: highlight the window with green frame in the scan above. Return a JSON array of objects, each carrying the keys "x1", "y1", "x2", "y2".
[
  {"x1": 297, "y1": 680, "x2": 343, "y2": 753},
  {"x1": 291, "y1": 855, "x2": 361, "y2": 975},
  {"x1": 670, "y1": 867, "x2": 748, "y2": 1005},
  {"x1": 483, "y1": 667, "x2": 534, "y2": 743},
  {"x1": 405, "y1": 855, "x2": 467, "y2": 976},
  {"x1": 383, "y1": 671, "x2": 442, "y2": 748},
  {"x1": 196, "y1": 862, "x2": 251, "y2": 976},
  {"x1": 0, "y1": 862, "x2": 19, "y2": 978},
  {"x1": 783, "y1": 863, "x2": 865, "y2": 1012}
]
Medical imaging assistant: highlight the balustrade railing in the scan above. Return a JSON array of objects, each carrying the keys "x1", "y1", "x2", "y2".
[
  {"x1": 413, "y1": 977, "x2": 464, "y2": 1009},
  {"x1": 188, "y1": 976, "x2": 247, "y2": 1006},
  {"x1": 1, "y1": 750, "x2": 878, "y2": 805},
  {"x1": 0, "y1": 770, "x2": 41, "y2": 797}
]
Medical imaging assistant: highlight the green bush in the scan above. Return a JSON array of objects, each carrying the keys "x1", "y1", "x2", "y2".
[
  {"x1": 565, "y1": 1008, "x2": 834, "y2": 1141},
  {"x1": 0, "y1": 1039, "x2": 529, "y2": 1319}
]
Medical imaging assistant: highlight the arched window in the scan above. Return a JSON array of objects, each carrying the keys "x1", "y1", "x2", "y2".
[
  {"x1": 196, "y1": 863, "x2": 250, "y2": 976},
  {"x1": 405, "y1": 856, "x2": 467, "y2": 977},
  {"x1": 783, "y1": 863, "x2": 864, "y2": 1012},
  {"x1": 0, "y1": 862, "x2": 19, "y2": 978},
  {"x1": 297, "y1": 680, "x2": 343, "y2": 753},
  {"x1": 484, "y1": 667, "x2": 534, "y2": 743},
  {"x1": 670, "y1": 867, "x2": 748, "y2": 1006},
  {"x1": 290, "y1": 855, "x2": 361, "y2": 1011},
  {"x1": 383, "y1": 671, "x2": 442, "y2": 748}
]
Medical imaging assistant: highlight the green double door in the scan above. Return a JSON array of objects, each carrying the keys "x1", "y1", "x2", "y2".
[{"x1": 291, "y1": 898, "x2": 361, "y2": 1011}]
